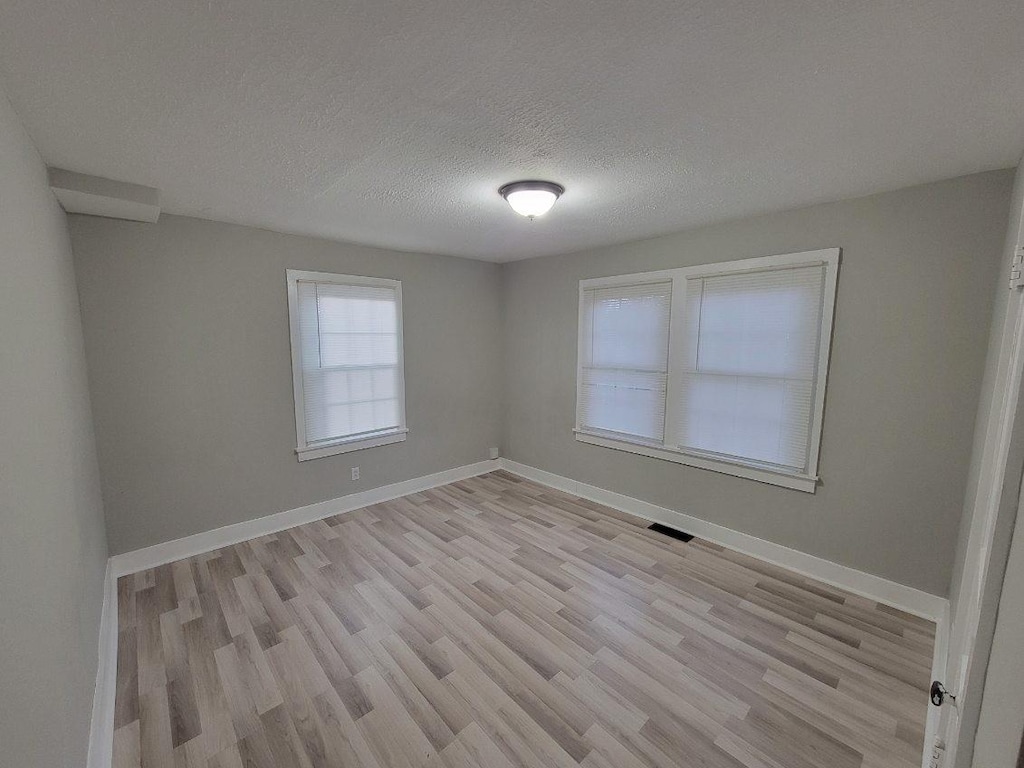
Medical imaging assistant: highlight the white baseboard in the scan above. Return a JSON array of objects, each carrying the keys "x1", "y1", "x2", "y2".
[
  {"x1": 109, "y1": 459, "x2": 500, "y2": 577},
  {"x1": 87, "y1": 560, "x2": 117, "y2": 768},
  {"x1": 90, "y1": 459, "x2": 499, "y2": 768},
  {"x1": 90, "y1": 454, "x2": 947, "y2": 768},
  {"x1": 499, "y1": 458, "x2": 948, "y2": 621}
]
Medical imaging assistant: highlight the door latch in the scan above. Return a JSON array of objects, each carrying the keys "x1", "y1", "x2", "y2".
[{"x1": 930, "y1": 680, "x2": 956, "y2": 707}]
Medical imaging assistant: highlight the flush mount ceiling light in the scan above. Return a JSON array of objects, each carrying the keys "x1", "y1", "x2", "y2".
[{"x1": 499, "y1": 180, "x2": 565, "y2": 219}]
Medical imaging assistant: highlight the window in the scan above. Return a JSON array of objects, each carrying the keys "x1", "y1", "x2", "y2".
[
  {"x1": 575, "y1": 249, "x2": 839, "y2": 492},
  {"x1": 287, "y1": 270, "x2": 407, "y2": 461},
  {"x1": 578, "y1": 281, "x2": 672, "y2": 442}
]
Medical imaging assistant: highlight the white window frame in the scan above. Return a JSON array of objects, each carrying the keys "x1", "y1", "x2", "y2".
[
  {"x1": 574, "y1": 248, "x2": 840, "y2": 493},
  {"x1": 286, "y1": 269, "x2": 408, "y2": 461}
]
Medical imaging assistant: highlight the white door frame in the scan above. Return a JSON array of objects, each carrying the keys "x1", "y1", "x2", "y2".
[
  {"x1": 937, "y1": 176, "x2": 1024, "y2": 766},
  {"x1": 970, "y1": 474, "x2": 1024, "y2": 766}
]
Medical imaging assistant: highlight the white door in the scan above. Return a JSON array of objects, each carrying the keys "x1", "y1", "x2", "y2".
[
  {"x1": 970, "y1": 479, "x2": 1024, "y2": 765},
  {"x1": 938, "y1": 174, "x2": 1024, "y2": 766}
]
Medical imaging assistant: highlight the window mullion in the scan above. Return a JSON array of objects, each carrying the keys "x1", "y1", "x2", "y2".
[{"x1": 662, "y1": 272, "x2": 688, "y2": 450}]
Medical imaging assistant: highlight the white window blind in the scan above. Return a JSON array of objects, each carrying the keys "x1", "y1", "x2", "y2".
[
  {"x1": 675, "y1": 264, "x2": 826, "y2": 472},
  {"x1": 287, "y1": 271, "x2": 406, "y2": 460},
  {"x1": 578, "y1": 282, "x2": 672, "y2": 442},
  {"x1": 575, "y1": 249, "x2": 839, "y2": 492}
]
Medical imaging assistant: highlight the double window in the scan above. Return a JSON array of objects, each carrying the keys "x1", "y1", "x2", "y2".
[
  {"x1": 576, "y1": 249, "x2": 839, "y2": 492},
  {"x1": 287, "y1": 270, "x2": 407, "y2": 461}
]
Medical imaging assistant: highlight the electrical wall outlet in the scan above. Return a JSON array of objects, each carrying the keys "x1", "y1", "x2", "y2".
[
  {"x1": 351, "y1": 467, "x2": 360, "y2": 481},
  {"x1": 489, "y1": 447, "x2": 500, "y2": 460}
]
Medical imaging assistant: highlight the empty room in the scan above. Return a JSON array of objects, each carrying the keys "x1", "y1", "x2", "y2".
[{"x1": 4, "y1": 1, "x2": 1024, "y2": 767}]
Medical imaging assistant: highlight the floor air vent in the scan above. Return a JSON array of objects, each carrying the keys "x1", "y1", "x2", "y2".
[{"x1": 648, "y1": 522, "x2": 694, "y2": 542}]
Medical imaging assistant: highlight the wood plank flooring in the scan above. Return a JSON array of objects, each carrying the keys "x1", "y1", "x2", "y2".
[{"x1": 112, "y1": 471, "x2": 935, "y2": 768}]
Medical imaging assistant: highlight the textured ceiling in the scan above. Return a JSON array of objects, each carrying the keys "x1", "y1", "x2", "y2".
[{"x1": 0, "y1": 0, "x2": 1022, "y2": 261}]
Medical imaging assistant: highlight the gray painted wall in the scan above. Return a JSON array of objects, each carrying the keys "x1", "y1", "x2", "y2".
[
  {"x1": 0, "y1": 93, "x2": 108, "y2": 766},
  {"x1": 71, "y1": 214, "x2": 504, "y2": 554},
  {"x1": 68, "y1": 168, "x2": 1014, "y2": 597},
  {"x1": 502, "y1": 170, "x2": 1014, "y2": 596}
]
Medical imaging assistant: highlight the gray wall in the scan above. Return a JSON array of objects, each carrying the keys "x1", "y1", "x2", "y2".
[
  {"x1": 0, "y1": 93, "x2": 108, "y2": 766},
  {"x1": 71, "y1": 214, "x2": 504, "y2": 555},
  {"x1": 67, "y1": 169, "x2": 1014, "y2": 596},
  {"x1": 502, "y1": 170, "x2": 1014, "y2": 596}
]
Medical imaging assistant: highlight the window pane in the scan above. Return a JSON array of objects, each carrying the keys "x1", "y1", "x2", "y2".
[
  {"x1": 695, "y1": 270, "x2": 822, "y2": 379},
  {"x1": 676, "y1": 264, "x2": 825, "y2": 471},
  {"x1": 580, "y1": 369, "x2": 667, "y2": 441},
  {"x1": 294, "y1": 276, "x2": 403, "y2": 446},
  {"x1": 579, "y1": 281, "x2": 671, "y2": 442},
  {"x1": 590, "y1": 286, "x2": 672, "y2": 371},
  {"x1": 678, "y1": 374, "x2": 813, "y2": 467},
  {"x1": 316, "y1": 284, "x2": 398, "y2": 368},
  {"x1": 304, "y1": 365, "x2": 401, "y2": 441}
]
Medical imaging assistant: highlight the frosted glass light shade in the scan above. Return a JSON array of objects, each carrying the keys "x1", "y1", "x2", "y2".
[{"x1": 499, "y1": 180, "x2": 564, "y2": 218}]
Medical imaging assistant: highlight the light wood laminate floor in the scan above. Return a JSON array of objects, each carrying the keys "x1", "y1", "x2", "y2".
[{"x1": 112, "y1": 471, "x2": 935, "y2": 768}]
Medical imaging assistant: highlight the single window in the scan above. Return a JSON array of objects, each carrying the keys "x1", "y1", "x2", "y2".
[
  {"x1": 575, "y1": 249, "x2": 839, "y2": 492},
  {"x1": 287, "y1": 270, "x2": 407, "y2": 461}
]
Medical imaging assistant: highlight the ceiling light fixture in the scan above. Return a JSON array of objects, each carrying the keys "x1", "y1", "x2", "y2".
[{"x1": 499, "y1": 180, "x2": 564, "y2": 219}]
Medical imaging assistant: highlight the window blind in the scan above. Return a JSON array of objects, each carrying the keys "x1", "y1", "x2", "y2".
[
  {"x1": 674, "y1": 264, "x2": 826, "y2": 471},
  {"x1": 578, "y1": 281, "x2": 672, "y2": 441},
  {"x1": 296, "y1": 280, "x2": 401, "y2": 445}
]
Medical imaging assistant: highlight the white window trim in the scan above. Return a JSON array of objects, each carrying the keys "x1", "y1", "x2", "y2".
[
  {"x1": 286, "y1": 269, "x2": 408, "y2": 462},
  {"x1": 574, "y1": 248, "x2": 840, "y2": 493}
]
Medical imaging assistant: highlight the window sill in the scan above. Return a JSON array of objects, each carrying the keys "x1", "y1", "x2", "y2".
[
  {"x1": 297, "y1": 429, "x2": 408, "y2": 462},
  {"x1": 573, "y1": 430, "x2": 818, "y2": 493}
]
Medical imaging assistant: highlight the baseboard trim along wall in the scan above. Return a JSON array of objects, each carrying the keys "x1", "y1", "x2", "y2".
[
  {"x1": 108, "y1": 459, "x2": 501, "y2": 577},
  {"x1": 498, "y1": 458, "x2": 948, "y2": 621},
  {"x1": 92, "y1": 458, "x2": 501, "y2": 768},
  {"x1": 107, "y1": 454, "x2": 949, "y2": 612},
  {"x1": 91, "y1": 455, "x2": 948, "y2": 768},
  {"x1": 498, "y1": 455, "x2": 951, "y2": 763}
]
